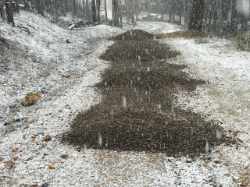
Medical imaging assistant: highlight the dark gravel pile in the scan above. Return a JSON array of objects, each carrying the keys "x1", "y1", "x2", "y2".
[
  {"x1": 96, "y1": 65, "x2": 205, "y2": 91},
  {"x1": 64, "y1": 107, "x2": 227, "y2": 156},
  {"x1": 63, "y1": 30, "x2": 234, "y2": 157},
  {"x1": 100, "y1": 40, "x2": 180, "y2": 62},
  {"x1": 112, "y1": 29, "x2": 154, "y2": 41}
]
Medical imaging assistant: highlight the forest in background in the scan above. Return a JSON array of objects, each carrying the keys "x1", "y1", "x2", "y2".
[{"x1": 1, "y1": 0, "x2": 250, "y2": 35}]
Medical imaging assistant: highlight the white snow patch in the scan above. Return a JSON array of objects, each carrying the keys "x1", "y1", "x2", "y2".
[{"x1": 166, "y1": 36, "x2": 250, "y2": 185}]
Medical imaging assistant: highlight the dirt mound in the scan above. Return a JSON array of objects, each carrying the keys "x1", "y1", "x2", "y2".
[
  {"x1": 100, "y1": 40, "x2": 180, "y2": 62},
  {"x1": 63, "y1": 105, "x2": 230, "y2": 156},
  {"x1": 112, "y1": 30, "x2": 154, "y2": 41},
  {"x1": 63, "y1": 31, "x2": 235, "y2": 157},
  {"x1": 96, "y1": 64, "x2": 205, "y2": 91}
]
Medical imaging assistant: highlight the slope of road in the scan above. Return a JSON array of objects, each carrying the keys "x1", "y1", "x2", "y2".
[{"x1": 0, "y1": 11, "x2": 248, "y2": 186}]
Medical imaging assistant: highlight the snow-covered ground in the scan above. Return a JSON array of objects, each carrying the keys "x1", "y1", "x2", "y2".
[
  {"x1": 0, "y1": 11, "x2": 249, "y2": 186},
  {"x1": 124, "y1": 20, "x2": 182, "y2": 34},
  {"x1": 167, "y1": 37, "x2": 250, "y2": 186}
]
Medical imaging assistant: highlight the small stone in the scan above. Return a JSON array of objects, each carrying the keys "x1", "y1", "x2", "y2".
[
  {"x1": 62, "y1": 74, "x2": 71, "y2": 78},
  {"x1": 43, "y1": 135, "x2": 52, "y2": 142},
  {"x1": 60, "y1": 154, "x2": 69, "y2": 159},
  {"x1": 13, "y1": 156, "x2": 18, "y2": 161},
  {"x1": 31, "y1": 135, "x2": 37, "y2": 143},
  {"x1": 214, "y1": 160, "x2": 221, "y2": 164},
  {"x1": 41, "y1": 182, "x2": 49, "y2": 187},
  {"x1": 37, "y1": 128, "x2": 44, "y2": 135},
  {"x1": 3, "y1": 121, "x2": 10, "y2": 126},
  {"x1": 42, "y1": 153, "x2": 49, "y2": 158},
  {"x1": 76, "y1": 147, "x2": 81, "y2": 152},
  {"x1": 186, "y1": 159, "x2": 193, "y2": 163}
]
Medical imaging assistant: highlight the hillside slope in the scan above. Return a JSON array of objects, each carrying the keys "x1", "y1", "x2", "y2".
[{"x1": 0, "y1": 11, "x2": 121, "y2": 132}]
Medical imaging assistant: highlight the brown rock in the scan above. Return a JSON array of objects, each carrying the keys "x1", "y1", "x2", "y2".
[
  {"x1": 48, "y1": 164, "x2": 55, "y2": 170},
  {"x1": 21, "y1": 92, "x2": 41, "y2": 107},
  {"x1": 43, "y1": 135, "x2": 52, "y2": 142}
]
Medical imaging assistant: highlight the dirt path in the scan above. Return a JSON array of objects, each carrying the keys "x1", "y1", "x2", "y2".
[
  {"x1": 64, "y1": 30, "x2": 233, "y2": 158},
  {"x1": 0, "y1": 14, "x2": 246, "y2": 186}
]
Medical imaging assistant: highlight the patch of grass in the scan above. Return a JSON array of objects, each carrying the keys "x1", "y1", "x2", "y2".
[{"x1": 155, "y1": 31, "x2": 208, "y2": 39}]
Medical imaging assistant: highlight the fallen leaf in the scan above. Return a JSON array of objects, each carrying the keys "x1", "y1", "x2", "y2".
[
  {"x1": 21, "y1": 92, "x2": 41, "y2": 106},
  {"x1": 48, "y1": 164, "x2": 55, "y2": 170}
]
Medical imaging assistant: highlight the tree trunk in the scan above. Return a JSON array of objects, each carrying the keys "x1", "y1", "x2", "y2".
[
  {"x1": 5, "y1": 1, "x2": 15, "y2": 26},
  {"x1": 104, "y1": 0, "x2": 108, "y2": 22},
  {"x1": 188, "y1": 0, "x2": 205, "y2": 31},
  {"x1": 112, "y1": 0, "x2": 119, "y2": 26},
  {"x1": 230, "y1": 0, "x2": 238, "y2": 33},
  {"x1": 91, "y1": 0, "x2": 96, "y2": 23},
  {"x1": 96, "y1": 0, "x2": 100, "y2": 23},
  {"x1": 35, "y1": 0, "x2": 45, "y2": 16}
]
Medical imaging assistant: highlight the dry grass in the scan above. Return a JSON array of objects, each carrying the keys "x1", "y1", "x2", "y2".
[{"x1": 155, "y1": 31, "x2": 208, "y2": 39}]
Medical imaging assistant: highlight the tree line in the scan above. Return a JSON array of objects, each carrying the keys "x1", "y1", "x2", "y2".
[
  {"x1": 0, "y1": 0, "x2": 249, "y2": 34},
  {"x1": 150, "y1": 0, "x2": 249, "y2": 34}
]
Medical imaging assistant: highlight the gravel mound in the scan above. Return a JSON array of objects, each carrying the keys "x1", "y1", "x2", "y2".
[
  {"x1": 100, "y1": 40, "x2": 180, "y2": 62},
  {"x1": 96, "y1": 64, "x2": 205, "y2": 91},
  {"x1": 63, "y1": 105, "x2": 229, "y2": 156},
  {"x1": 112, "y1": 29, "x2": 154, "y2": 41},
  {"x1": 63, "y1": 31, "x2": 234, "y2": 157}
]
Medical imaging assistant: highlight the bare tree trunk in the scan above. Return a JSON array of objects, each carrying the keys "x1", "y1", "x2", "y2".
[
  {"x1": 0, "y1": 1, "x2": 5, "y2": 20},
  {"x1": 112, "y1": 0, "x2": 119, "y2": 26},
  {"x1": 188, "y1": 0, "x2": 205, "y2": 31},
  {"x1": 104, "y1": 0, "x2": 108, "y2": 23},
  {"x1": 91, "y1": 0, "x2": 96, "y2": 23},
  {"x1": 96, "y1": 0, "x2": 100, "y2": 23},
  {"x1": 5, "y1": 0, "x2": 15, "y2": 26},
  {"x1": 230, "y1": 0, "x2": 238, "y2": 33},
  {"x1": 35, "y1": 0, "x2": 45, "y2": 16},
  {"x1": 86, "y1": 0, "x2": 91, "y2": 21}
]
